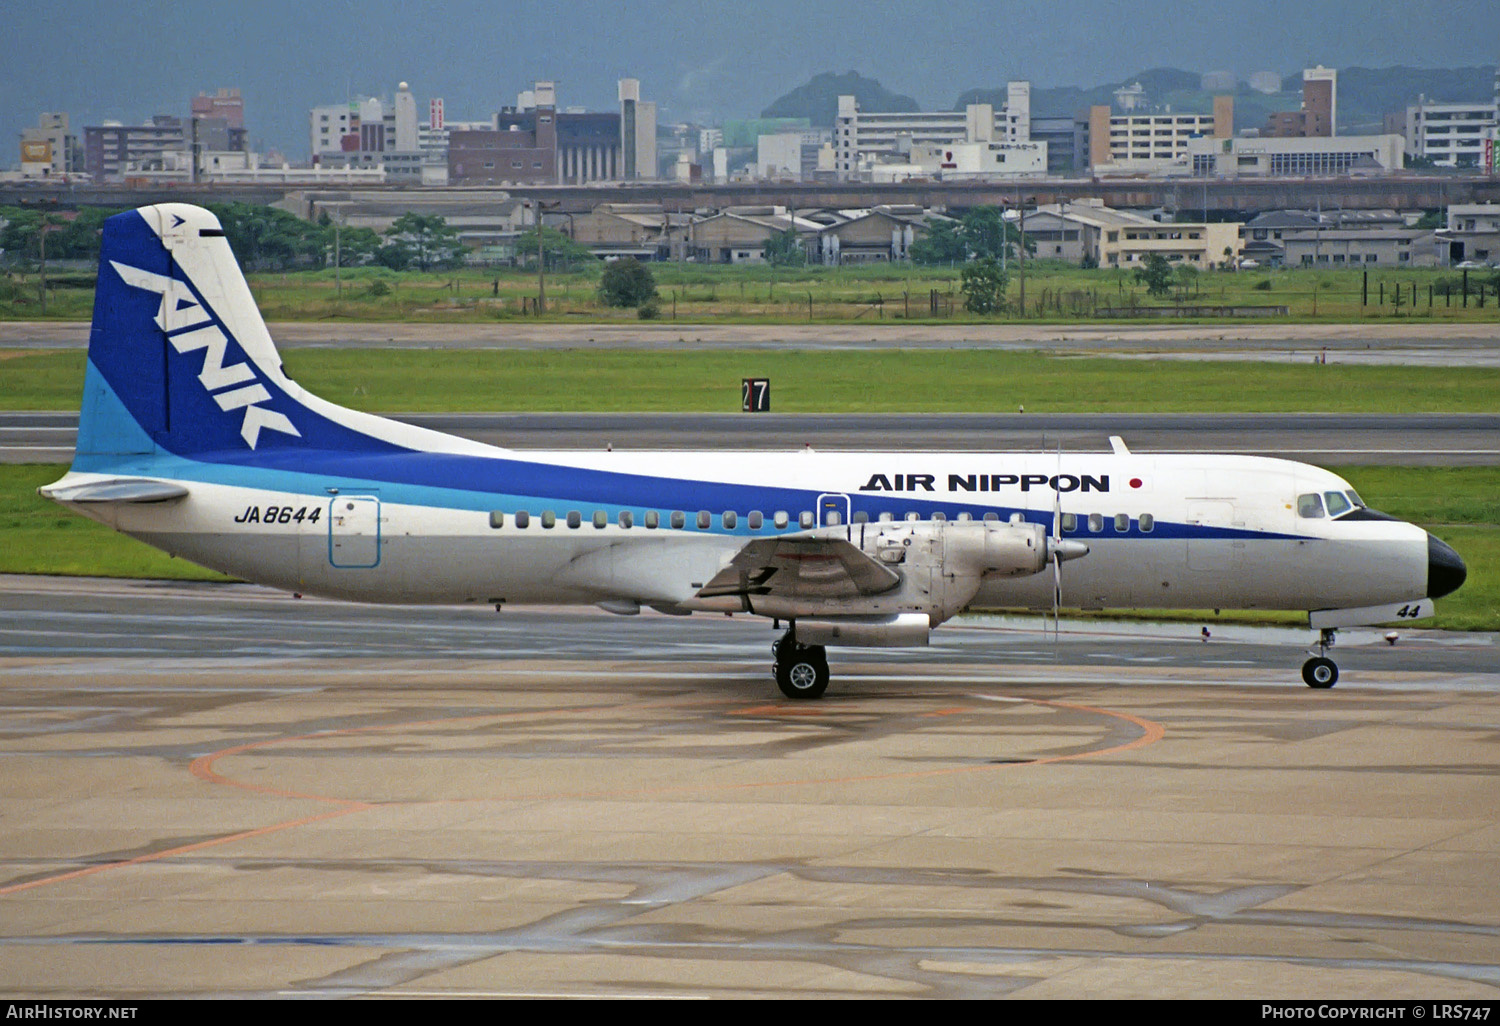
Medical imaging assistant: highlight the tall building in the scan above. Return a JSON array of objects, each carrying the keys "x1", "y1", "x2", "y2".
[
  {"x1": 309, "y1": 83, "x2": 428, "y2": 181},
  {"x1": 19, "y1": 112, "x2": 79, "y2": 176},
  {"x1": 449, "y1": 79, "x2": 654, "y2": 185},
  {"x1": 1264, "y1": 66, "x2": 1337, "y2": 137},
  {"x1": 84, "y1": 116, "x2": 185, "y2": 181},
  {"x1": 1405, "y1": 98, "x2": 1498, "y2": 167},
  {"x1": 1086, "y1": 96, "x2": 1232, "y2": 173},
  {"x1": 392, "y1": 82, "x2": 418, "y2": 152},
  {"x1": 191, "y1": 88, "x2": 244, "y2": 129},
  {"x1": 833, "y1": 85, "x2": 1034, "y2": 180},
  {"x1": 618, "y1": 78, "x2": 657, "y2": 179}
]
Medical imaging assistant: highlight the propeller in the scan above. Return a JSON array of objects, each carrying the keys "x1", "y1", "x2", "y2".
[{"x1": 1046, "y1": 439, "x2": 1090, "y2": 645}]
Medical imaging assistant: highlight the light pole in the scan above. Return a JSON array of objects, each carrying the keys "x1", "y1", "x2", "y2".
[{"x1": 534, "y1": 199, "x2": 560, "y2": 314}]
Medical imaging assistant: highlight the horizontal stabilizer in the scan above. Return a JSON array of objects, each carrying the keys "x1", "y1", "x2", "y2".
[{"x1": 40, "y1": 478, "x2": 189, "y2": 504}]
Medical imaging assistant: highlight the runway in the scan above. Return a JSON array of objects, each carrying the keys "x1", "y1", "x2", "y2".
[
  {"x1": 6, "y1": 410, "x2": 1499, "y2": 465},
  {"x1": 2, "y1": 575, "x2": 1498, "y2": 998},
  {"x1": 4, "y1": 319, "x2": 1499, "y2": 357}
]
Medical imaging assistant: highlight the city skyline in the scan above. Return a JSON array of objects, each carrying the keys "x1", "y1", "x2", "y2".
[{"x1": 7, "y1": 0, "x2": 1500, "y2": 162}]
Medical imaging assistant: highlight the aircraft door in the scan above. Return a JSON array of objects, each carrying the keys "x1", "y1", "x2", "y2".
[
  {"x1": 328, "y1": 495, "x2": 381, "y2": 568},
  {"x1": 1186, "y1": 500, "x2": 1236, "y2": 573},
  {"x1": 817, "y1": 493, "x2": 852, "y2": 538}
]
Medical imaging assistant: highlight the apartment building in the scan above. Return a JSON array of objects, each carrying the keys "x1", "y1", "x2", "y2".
[
  {"x1": 834, "y1": 84, "x2": 1032, "y2": 180},
  {"x1": 1086, "y1": 96, "x2": 1232, "y2": 173}
]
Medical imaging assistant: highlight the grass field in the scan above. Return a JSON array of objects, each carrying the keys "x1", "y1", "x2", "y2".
[
  {"x1": 4, "y1": 348, "x2": 1500, "y2": 415},
  {"x1": 2, "y1": 464, "x2": 1494, "y2": 631},
  {"x1": 5, "y1": 262, "x2": 1500, "y2": 325}
]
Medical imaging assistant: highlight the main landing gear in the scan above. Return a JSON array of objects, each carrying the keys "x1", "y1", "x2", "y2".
[
  {"x1": 772, "y1": 629, "x2": 829, "y2": 700},
  {"x1": 1302, "y1": 628, "x2": 1339, "y2": 689}
]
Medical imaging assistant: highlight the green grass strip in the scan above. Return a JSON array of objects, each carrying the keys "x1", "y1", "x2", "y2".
[{"x1": 4, "y1": 348, "x2": 1499, "y2": 415}]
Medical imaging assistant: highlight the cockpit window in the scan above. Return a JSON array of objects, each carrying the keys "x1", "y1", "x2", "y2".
[
  {"x1": 1324, "y1": 491, "x2": 1352, "y2": 517},
  {"x1": 1346, "y1": 489, "x2": 1364, "y2": 508},
  {"x1": 1297, "y1": 493, "x2": 1325, "y2": 518}
]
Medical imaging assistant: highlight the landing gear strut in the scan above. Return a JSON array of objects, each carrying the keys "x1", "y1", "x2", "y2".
[
  {"x1": 1302, "y1": 628, "x2": 1339, "y2": 689},
  {"x1": 773, "y1": 627, "x2": 829, "y2": 700}
]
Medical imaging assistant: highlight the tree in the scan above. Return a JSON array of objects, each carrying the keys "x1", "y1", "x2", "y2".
[
  {"x1": 384, "y1": 212, "x2": 462, "y2": 271},
  {"x1": 328, "y1": 226, "x2": 383, "y2": 268},
  {"x1": 598, "y1": 258, "x2": 657, "y2": 308},
  {"x1": 909, "y1": 218, "x2": 966, "y2": 265},
  {"x1": 204, "y1": 202, "x2": 324, "y2": 270},
  {"x1": 1135, "y1": 254, "x2": 1173, "y2": 298},
  {"x1": 373, "y1": 240, "x2": 414, "y2": 271},
  {"x1": 763, "y1": 228, "x2": 807, "y2": 267},
  {"x1": 960, "y1": 258, "x2": 1008, "y2": 314},
  {"x1": 515, "y1": 225, "x2": 595, "y2": 270},
  {"x1": 959, "y1": 206, "x2": 1035, "y2": 263}
]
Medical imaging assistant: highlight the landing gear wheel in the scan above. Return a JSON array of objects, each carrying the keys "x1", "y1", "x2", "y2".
[
  {"x1": 1302, "y1": 656, "x2": 1338, "y2": 689},
  {"x1": 776, "y1": 645, "x2": 830, "y2": 700}
]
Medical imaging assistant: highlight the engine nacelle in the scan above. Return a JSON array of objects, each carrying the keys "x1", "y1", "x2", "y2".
[
  {"x1": 731, "y1": 520, "x2": 1065, "y2": 635},
  {"x1": 937, "y1": 520, "x2": 1050, "y2": 578}
]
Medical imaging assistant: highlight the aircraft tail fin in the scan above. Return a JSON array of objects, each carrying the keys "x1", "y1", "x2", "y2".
[{"x1": 76, "y1": 203, "x2": 483, "y2": 468}]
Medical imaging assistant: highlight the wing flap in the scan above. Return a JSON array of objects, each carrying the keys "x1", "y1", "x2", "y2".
[{"x1": 696, "y1": 536, "x2": 900, "y2": 600}]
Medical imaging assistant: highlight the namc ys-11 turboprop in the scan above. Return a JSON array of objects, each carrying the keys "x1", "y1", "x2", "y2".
[{"x1": 42, "y1": 204, "x2": 1467, "y2": 698}]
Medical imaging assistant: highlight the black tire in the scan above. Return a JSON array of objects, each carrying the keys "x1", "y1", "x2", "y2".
[
  {"x1": 1302, "y1": 657, "x2": 1338, "y2": 689},
  {"x1": 776, "y1": 648, "x2": 830, "y2": 700}
]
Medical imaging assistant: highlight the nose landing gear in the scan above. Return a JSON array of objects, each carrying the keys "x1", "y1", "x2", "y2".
[
  {"x1": 772, "y1": 629, "x2": 830, "y2": 700},
  {"x1": 1302, "y1": 628, "x2": 1339, "y2": 688}
]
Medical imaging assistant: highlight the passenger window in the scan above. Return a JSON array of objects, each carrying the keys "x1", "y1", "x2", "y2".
[
  {"x1": 1139, "y1": 513, "x2": 1154, "y2": 533},
  {"x1": 515, "y1": 510, "x2": 529, "y2": 529},
  {"x1": 1088, "y1": 513, "x2": 1104, "y2": 532},
  {"x1": 644, "y1": 511, "x2": 659, "y2": 529},
  {"x1": 1114, "y1": 513, "x2": 1129, "y2": 532},
  {"x1": 905, "y1": 512, "x2": 920, "y2": 522},
  {"x1": 593, "y1": 510, "x2": 608, "y2": 529},
  {"x1": 824, "y1": 509, "x2": 842, "y2": 526},
  {"x1": 852, "y1": 511, "x2": 869, "y2": 524},
  {"x1": 878, "y1": 512, "x2": 894, "y2": 522},
  {"x1": 489, "y1": 511, "x2": 505, "y2": 528},
  {"x1": 1297, "y1": 493, "x2": 1325, "y2": 518},
  {"x1": 671, "y1": 511, "x2": 686, "y2": 529},
  {"x1": 748, "y1": 511, "x2": 763, "y2": 530},
  {"x1": 1324, "y1": 491, "x2": 1352, "y2": 517},
  {"x1": 773, "y1": 510, "x2": 789, "y2": 528},
  {"x1": 982, "y1": 512, "x2": 999, "y2": 523},
  {"x1": 722, "y1": 511, "x2": 737, "y2": 529},
  {"x1": 931, "y1": 511, "x2": 946, "y2": 522},
  {"x1": 955, "y1": 512, "x2": 972, "y2": 522},
  {"x1": 1061, "y1": 513, "x2": 1077, "y2": 533},
  {"x1": 799, "y1": 511, "x2": 815, "y2": 528},
  {"x1": 619, "y1": 511, "x2": 633, "y2": 528},
  {"x1": 567, "y1": 510, "x2": 581, "y2": 528},
  {"x1": 542, "y1": 510, "x2": 556, "y2": 529},
  {"x1": 697, "y1": 510, "x2": 711, "y2": 529}
]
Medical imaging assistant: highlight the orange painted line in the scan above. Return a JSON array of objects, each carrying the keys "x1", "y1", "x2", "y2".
[
  {"x1": 729, "y1": 704, "x2": 831, "y2": 717},
  {"x1": 417, "y1": 696, "x2": 1169, "y2": 804},
  {"x1": 0, "y1": 804, "x2": 370, "y2": 897},
  {"x1": 2, "y1": 703, "x2": 618, "y2": 899},
  {"x1": 1, "y1": 693, "x2": 1166, "y2": 901}
]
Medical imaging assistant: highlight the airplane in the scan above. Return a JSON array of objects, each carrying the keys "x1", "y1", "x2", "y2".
[{"x1": 41, "y1": 203, "x2": 1467, "y2": 699}]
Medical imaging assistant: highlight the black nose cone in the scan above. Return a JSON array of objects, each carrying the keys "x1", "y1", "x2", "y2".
[{"x1": 1428, "y1": 534, "x2": 1467, "y2": 599}]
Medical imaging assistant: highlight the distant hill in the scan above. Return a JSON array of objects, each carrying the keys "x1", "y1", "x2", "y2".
[
  {"x1": 956, "y1": 64, "x2": 1496, "y2": 135},
  {"x1": 760, "y1": 71, "x2": 919, "y2": 127}
]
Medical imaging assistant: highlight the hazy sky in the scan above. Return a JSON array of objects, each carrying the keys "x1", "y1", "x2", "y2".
[{"x1": 7, "y1": 0, "x2": 1498, "y2": 160}]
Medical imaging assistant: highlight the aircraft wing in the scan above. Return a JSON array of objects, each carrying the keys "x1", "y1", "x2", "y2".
[{"x1": 696, "y1": 536, "x2": 901, "y2": 601}]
